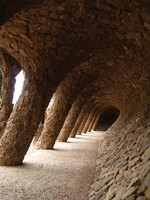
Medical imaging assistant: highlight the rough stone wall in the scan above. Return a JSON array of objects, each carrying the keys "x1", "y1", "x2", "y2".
[
  {"x1": 89, "y1": 84, "x2": 150, "y2": 200},
  {"x1": 0, "y1": 0, "x2": 149, "y2": 174},
  {"x1": 0, "y1": 70, "x2": 2, "y2": 98},
  {"x1": 89, "y1": 118, "x2": 150, "y2": 200}
]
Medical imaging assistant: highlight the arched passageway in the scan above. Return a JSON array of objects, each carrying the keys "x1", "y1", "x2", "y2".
[
  {"x1": 95, "y1": 107, "x2": 120, "y2": 131},
  {"x1": 0, "y1": 0, "x2": 150, "y2": 199}
]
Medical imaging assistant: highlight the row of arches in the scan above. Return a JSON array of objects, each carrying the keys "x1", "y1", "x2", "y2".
[
  {"x1": 0, "y1": 48, "x2": 122, "y2": 165},
  {"x1": 0, "y1": 0, "x2": 149, "y2": 173}
]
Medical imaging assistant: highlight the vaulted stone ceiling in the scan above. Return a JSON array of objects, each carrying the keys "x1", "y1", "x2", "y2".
[
  {"x1": 0, "y1": 1, "x2": 150, "y2": 199},
  {"x1": 0, "y1": 0, "x2": 149, "y2": 179}
]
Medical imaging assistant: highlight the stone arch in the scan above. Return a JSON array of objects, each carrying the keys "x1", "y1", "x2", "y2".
[
  {"x1": 0, "y1": 5, "x2": 148, "y2": 195},
  {"x1": 0, "y1": 2, "x2": 148, "y2": 198},
  {"x1": 34, "y1": 45, "x2": 144, "y2": 148},
  {"x1": 95, "y1": 107, "x2": 120, "y2": 131}
]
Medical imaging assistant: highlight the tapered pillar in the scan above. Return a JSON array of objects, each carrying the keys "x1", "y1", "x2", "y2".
[
  {"x1": 82, "y1": 107, "x2": 97, "y2": 133},
  {"x1": 0, "y1": 75, "x2": 53, "y2": 166},
  {"x1": 32, "y1": 122, "x2": 44, "y2": 146},
  {"x1": 32, "y1": 109, "x2": 48, "y2": 146},
  {"x1": 56, "y1": 105, "x2": 81, "y2": 142},
  {"x1": 56, "y1": 83, "x2": 101, "y2": 142},
  {"x1": 87, "y1": 110, "x2": 100, "y2": 132},
  {"x1": 0, "y1": 49, "x2": 21, "y2": 137},
  {"x1": 35, "y1": 89, "x2": 73, "y2": 149},
  {"x1": 92, "y1": 114, "x2": 100, "y2": 131},
  {"x1": 69, "y1": 100, "x2": 93, "y2": 138},
  {"x1": 35, "y1": 69, "x2": 96, "y2": 149},
  {"x1": 76, "y1": 112, "x2": 90, "y2": 135},
  {"x1": 57, "y1": 96, "x2": 89, "y2": 142},
  {"x1": 76, "y1": 105, "x2": 93, "y2": 135}
]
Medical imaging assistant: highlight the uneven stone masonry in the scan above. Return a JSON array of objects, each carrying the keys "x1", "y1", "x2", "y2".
[
  {"x1": 92, "y1": 114, "x2": 100, "y2": 132},
  {"x1": 0, "y1": 0, "x2": 149, "y2": 199},
  {"x1": 0, "y1": 49, "x2": 21, "y2": 137},
  {"x1": 82, "y1": 107, "x2": 98, "y2": 134},
  {"x1": 89, "y1": 106, "x2": 150, "y2": 200},
  {"x1": 77, "y1": 105, "x2": 94, "y2": 135},
  {"x1": 88, "y1": 111, "x2": 100, "y2": 132},
  {"x1": 0, "y1": 75, "x2": 54, "y2": 165},
  {"x1": 70, "y1": 99, "x2": 94, "y2": 138},
  {"x1": 35, "y1": 64, "x2": 97, "y2": 149}
]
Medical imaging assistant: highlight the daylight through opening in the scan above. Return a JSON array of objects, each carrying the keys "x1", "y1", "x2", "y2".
[{"x1": 12, "y1": 70, "x2": 24, "y2": 105}]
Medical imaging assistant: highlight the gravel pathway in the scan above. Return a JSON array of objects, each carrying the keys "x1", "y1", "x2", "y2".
[{"x1": 0, "y1": 131, "x2": 103, "y2": 200}]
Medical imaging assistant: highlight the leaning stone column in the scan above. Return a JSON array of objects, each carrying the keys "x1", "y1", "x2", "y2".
[
  {"x1": 57, "y1": 82, "x2": 100, "y2": 142},
  {"x1": 35, "y1": 70, "x2": 96, "y2": 149},
  {"x1": 35, "y1": 85, "x2": 76, "y2": 149},
  {"x1": 82, "y1": 107, "x2": 97, "y2": 133},
  {"x1": 32, "y1": 122, "x2": 44, "y2": 146},
  {"x1": 0, "y1": 49, "x2": 21, "y2": 137},
  {"x1": 57, "y1": 95, "x2": 89, "y2": 142},
  {"x1": 0, "y1": 75, "x2": 53, "y2": 166},
  {"x1": 87, "y1": 110, "x2": 100, "y2": 132},
  {"x1": 69, "y1": 99, "x2": 93, "y2": 138},
  {"x1": 92, "y1": 114, "x2": 100, "y2": 131},
  {"x1": 87, "y1": 110, "x2": 99, "y2": 132},
  {"x1": 76, "y1": 104, "x2": 93, "y2": 135},
  {"x1": 57, "y1": 102, "x2": 84, "y2": 142},
  {"x1": 32, "y1": 108, "x2": 49, "y2": 146}
]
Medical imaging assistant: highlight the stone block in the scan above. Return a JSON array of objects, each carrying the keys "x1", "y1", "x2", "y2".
[
  {"x1": 122, "y1": 187, "x2": 137, "y2": 200},
  {"x1": 128, "y1": 156, "x2": 141, "y2": 168},
  {"x1": 142, "y1": 146, "x2": 150, "y2": 163},
  {"x1": 145, "y1": 187, "x2": 150, "y2": 199}
]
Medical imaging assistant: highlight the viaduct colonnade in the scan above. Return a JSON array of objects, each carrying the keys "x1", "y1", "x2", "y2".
[{"x1": 0, "y1": 0, "x2": 150, "y2": 199}]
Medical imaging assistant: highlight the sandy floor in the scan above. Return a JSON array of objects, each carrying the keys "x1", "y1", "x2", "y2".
[{"x1": 0, "y1": 131, "x2": 103, "y2": 200}]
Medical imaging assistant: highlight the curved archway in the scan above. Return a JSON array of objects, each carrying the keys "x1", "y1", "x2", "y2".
[{"x1": 95, "y1": 107, "x2": 120, "y2": 131}]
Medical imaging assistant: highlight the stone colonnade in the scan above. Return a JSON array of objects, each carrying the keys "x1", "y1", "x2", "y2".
[{"x1": 0, "y1": 2, "x2": 150, "y2": 199}]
